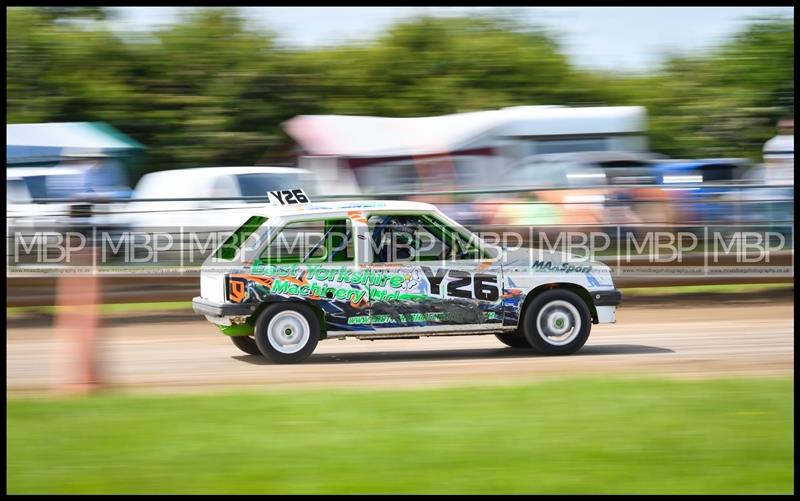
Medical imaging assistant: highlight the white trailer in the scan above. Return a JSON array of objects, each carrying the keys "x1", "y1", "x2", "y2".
[{"x1": 284, "y1": 105, "x2": 648, "y2": 194}]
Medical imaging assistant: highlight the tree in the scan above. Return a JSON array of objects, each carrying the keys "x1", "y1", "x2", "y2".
[{"x1": 641, "y1": 16, "x2": 794, "y2": 159}]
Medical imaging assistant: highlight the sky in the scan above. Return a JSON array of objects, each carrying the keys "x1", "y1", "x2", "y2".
[{"x1": 110, "y1": 6, "x2": 794, "y2": 73}]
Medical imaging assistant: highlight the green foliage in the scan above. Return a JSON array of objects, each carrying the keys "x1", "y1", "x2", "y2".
[
  {"x1": 33, "y1": 7, "x2": 111, "y2": 22},
  {"x1": 6, "y1": 8, "x2": 794, "y2": 181},
  {"x1": 600, "y1": 16, "x2": 793, "y2": 160}
]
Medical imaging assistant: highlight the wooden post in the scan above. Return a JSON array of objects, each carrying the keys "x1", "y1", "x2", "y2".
[{"x1": 52, "y1": 223, "x2": 105, "y2": 395}]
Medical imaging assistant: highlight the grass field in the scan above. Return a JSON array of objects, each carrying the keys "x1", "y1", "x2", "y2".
[{"x1": 7, "y1": 378, "x2": 794, "y2": 494}]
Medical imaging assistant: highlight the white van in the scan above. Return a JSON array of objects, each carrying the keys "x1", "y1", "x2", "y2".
[
  {"x1": 763, "y1": 133, "x2": 794, "y2": 186},
  {"x1": 122, "y1": 166, "x2": 315, "y2": 229}
]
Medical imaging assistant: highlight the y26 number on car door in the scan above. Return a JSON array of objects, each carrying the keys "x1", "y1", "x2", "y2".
[{"x1": 421, "y1": 267, "x2": 499, "y2": 302}]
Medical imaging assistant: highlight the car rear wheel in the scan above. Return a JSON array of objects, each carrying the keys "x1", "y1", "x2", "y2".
[
  {"x1": 255, "y1": 303, "x2": 320, "y2": 364},
  {"x1": 494, "y1": 331, "x2": 532, "y2": 348},
  {"x1": 230, "y1": 335, "x2": 262, "y2": 356},
  {"x1": 522, "y1": 289, "x2": 592, "y2": 355}
]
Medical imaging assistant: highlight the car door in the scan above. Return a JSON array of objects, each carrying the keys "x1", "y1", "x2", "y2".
[
  {"x1": 242, "y1": 216, "x2": 366, "y2": 332},
  {"x1": 365, "y1": 212, "x2": 503, "y2": 330}
]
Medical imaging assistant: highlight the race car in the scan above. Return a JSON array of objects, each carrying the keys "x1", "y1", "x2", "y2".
[{"x1": 192, "y1": 189, "x2": 622, "y2": 363}]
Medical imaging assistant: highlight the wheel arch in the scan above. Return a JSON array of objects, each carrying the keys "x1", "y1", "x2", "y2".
[{"x1": 519, "y1": 283, "x2": 598, "y2": 326}]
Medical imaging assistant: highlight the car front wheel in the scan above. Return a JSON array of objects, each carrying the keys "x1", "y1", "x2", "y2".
[
  {"x1": 230, "y1": 335, "x2": 262, "y2": 356},
  {"x1": 522, "y1": 289, "x2": 592, "y2": 355},
  {"x1": 494, "y1": 331, "x2": 532, "y2": 348},
  {"x1": 254, "y1": 302, "x2": 320, "y2": 364}
]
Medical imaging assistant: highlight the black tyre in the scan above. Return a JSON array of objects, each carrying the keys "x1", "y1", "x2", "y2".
[
  {"x1": 494, "y1": 331, "x2": 532, "y2": 348},
  {"x1": 254, "y1": 302, "x2": 320, "y2": 364},
  {"x1": 522, "y1": 289, "x2": 592, "y2": 355},
  {"x1": 230, "y1": 335, "x2": 262, "y2": 356}
]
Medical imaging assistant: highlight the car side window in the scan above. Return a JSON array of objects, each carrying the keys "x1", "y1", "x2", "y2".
[
  {"x1": 368, "y1": 215, "x2": 439, "y2": 262},
  {"x1": 367, "y1": 214, "x2": 485, "y2": 263},
  {"x1": 259, "y1": 218, "x2": 353, "y2": 264},
  {"x1": 424, "y1": 215, "x2": 485, "y2": 261}
]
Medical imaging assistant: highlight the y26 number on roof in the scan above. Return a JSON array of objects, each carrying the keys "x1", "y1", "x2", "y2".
[{"x1": 268, "y1": 188, "x2": 310, "y2": 206}]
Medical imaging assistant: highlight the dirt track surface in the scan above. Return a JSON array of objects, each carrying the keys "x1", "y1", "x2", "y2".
[{"x1": 7, "y1": 300, "x2": 794, "y2": 394}]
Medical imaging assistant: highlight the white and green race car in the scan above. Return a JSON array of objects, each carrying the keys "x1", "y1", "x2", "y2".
[{"x1": 192, "y1": 189, "x2": 622, "y2": 363}]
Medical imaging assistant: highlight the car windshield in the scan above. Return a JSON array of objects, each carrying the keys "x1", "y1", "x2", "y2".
[
  {"x1": 213, "y1": 215, "x2": 269, "y2": 261},
  {"x1": 235, "y1": 173, "x2": 305, "y2": 201}
]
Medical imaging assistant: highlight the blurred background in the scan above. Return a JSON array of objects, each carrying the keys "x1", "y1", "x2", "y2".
[
  {"x1": 6, "y1": 7, "x2": 795, "y2": 494},
  {"x1": 6, "y1": 6, "x2": 794, "y2": 272}
]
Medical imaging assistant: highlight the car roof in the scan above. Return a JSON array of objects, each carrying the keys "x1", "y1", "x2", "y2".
[
  {"x1": 140, "y1": 166, "x2": 311, "y2": 179},
  {"x1": 251, "y1": 200, "x2": 439, "y2": 218}
]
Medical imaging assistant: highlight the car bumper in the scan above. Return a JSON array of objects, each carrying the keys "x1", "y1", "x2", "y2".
[
  {"x1": 192, "y1": 297, "x2": 258, "y2": 317},
  {"x1": 596, "y1": 306, "x2": 616, "y2": 324},
  {"x1": 591, "y1": 289, "x2": 623, "y2": 307}
]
